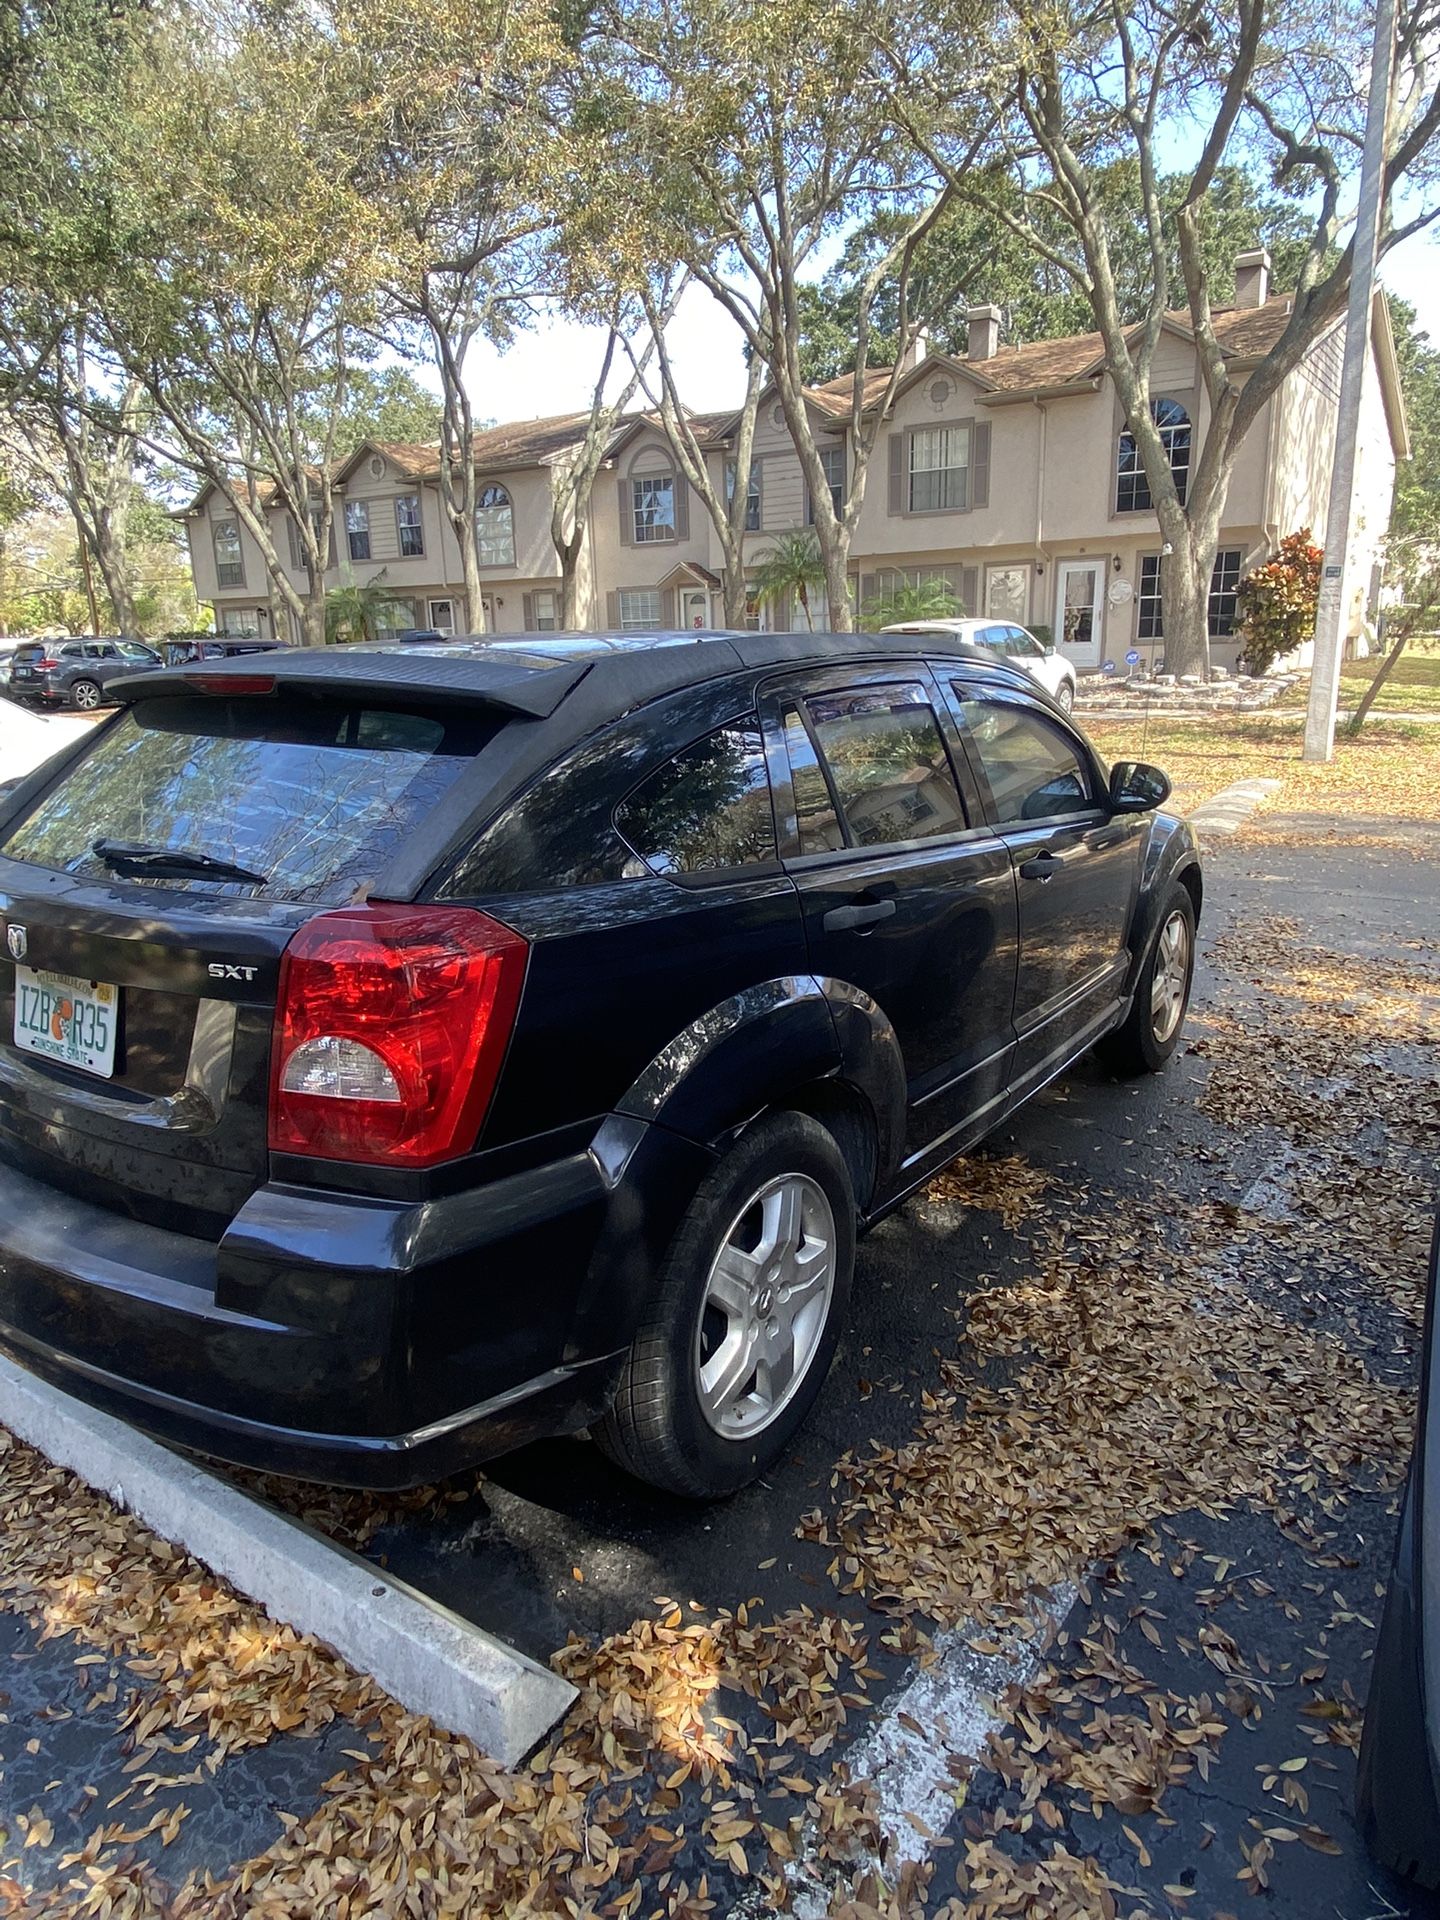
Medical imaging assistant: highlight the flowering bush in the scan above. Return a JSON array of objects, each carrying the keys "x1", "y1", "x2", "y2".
[{"x1": 1236, "y1": 529, "x2": 1324, "y2": 675}]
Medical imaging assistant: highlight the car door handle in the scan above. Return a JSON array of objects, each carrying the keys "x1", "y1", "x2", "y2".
[
  {"x1": 823, "y1": 898, "x2": 897, "y2": 933},
  {"x1": 1019, "y1": 852, "x2": 1062, "y2": 882}
]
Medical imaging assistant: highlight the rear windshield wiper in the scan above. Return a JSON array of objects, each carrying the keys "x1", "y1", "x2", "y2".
[{"x1": 92, "y1": 838, "x2": 269, "y2": 885}]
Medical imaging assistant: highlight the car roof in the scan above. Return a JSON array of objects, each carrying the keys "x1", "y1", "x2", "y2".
[{"x1": 117, "y1": 628, "x2": 1036, "y2": 724}]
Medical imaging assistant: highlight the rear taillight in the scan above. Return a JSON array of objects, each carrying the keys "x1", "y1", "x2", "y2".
[
  {"x1": 36, "y1": 656, "x2": 59, "y2": 671},
  {"x1": 269, "y1": 903, "x2": 527, "y2": 1167}
]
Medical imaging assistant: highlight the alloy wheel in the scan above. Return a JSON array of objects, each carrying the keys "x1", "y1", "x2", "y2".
[
  {"x1": 72, "y1": 681, "x2": 101, "y2": 710},
  {"x1": 1150, "y1": 909, "x2": 1191, "y2": 1043},
  {"x1": 694, "y1": 1173, "x2": 837, "y2": 1439}
]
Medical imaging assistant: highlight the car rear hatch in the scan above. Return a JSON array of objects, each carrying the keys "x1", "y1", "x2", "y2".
[
  {"x1": 8, "y1": 642, "x2": 52, "y2": 691},
  {"x1": 0, "y1": 649, "x2": 586, "y2": 1238}
]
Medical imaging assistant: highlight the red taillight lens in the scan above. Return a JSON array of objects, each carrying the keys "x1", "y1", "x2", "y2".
[
  {"x1": 183, "y1": 674, "x2": 275, "y2": 695},
  {"x1": 269, "y1": 903, "x2": 528, "y2": 1167},
  {"x1": 36, "y1": 657, "x2": 60, "y2": 671}
]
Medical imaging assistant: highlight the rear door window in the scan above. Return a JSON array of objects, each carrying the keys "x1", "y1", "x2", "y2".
[
  {"x1": 0, "y1": 696, "x2": 493, "y2": 902},
  {"x1": 615, "y1": 722, "x2": 776, "y2": 876},
  {"x1": 786, "y1": 683, "x2": 968, "y2": 852}
]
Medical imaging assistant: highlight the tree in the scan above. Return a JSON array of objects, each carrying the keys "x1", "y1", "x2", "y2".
[
  {"x1": 859, "y1": 574, "x2": 959, "y2": 630},
  {"x1": 633, "y1": 284, "x2": 766, "y2": 631},
  {"x1": 1389, "y1": 301, "x2": 1440, "y2": 550},
  {"x1": 336, "y1": 0, "x2": 571, "y2": 634},
  {"x1": 751, "y1": 530, "x2": 826, "y2": 630},
  {"x1": 333, "y1": 368, "x2": 442, "y2": 452},
  {"x1": 325, "y1": 573, "x2": 412, "y2": 644},
  {"x1": 907, "y1": 0, "x2": 1440, "y2": 676},
  {"x1": 592, "y1": 0, "x2": 982, "y2": 630},
  {"x1": 796, "y1": 165, "x2": 1320, "y2": 381}
]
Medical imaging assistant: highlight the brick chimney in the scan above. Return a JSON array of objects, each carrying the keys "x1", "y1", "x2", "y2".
[
  {"x1": 966, "y1": 304, "x2": 1002, "y2": 360},
  {"x1": 1234, "y1": 248, "x2": 1271, "y2": 308}
]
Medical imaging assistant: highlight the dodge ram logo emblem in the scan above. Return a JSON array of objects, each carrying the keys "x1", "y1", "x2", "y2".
[{"x1": 5, "y1": 925, "x2": 26, "y2": 961}]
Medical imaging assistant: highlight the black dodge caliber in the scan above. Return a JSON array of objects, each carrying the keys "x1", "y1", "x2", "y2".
[{"x1": 0, "y1": 631, "x2": 1201, "y2": 1498}]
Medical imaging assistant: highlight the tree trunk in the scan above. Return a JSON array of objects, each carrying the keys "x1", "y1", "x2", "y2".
[
  {"x1": 1347, "y1": 623, "x2": 1410, "y2": 732},
  {"x1": 721, "y1": 561, "x2": 749, "y2": 629},
  {"x1": 819, "y1": 531, "x2": 852, "y2": 632},
  {"x1": 1158, "y1": 515, "x2": 1215, "y2": 679},
  {"x1": 299, "y1": 588, "x2": 327, "y2": 648},
  {"x1": 559, "y1": 536, "x2": 584, "y2": 630},
  {"x1": 85, "y1": 523, "x2": 136, "y2": 634}
]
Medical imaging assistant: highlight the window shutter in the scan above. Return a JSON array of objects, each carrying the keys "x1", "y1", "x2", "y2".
[
  {"x1": 888, "y1": 434, "x2": 905, "y2": 515},
  {"x1": 286, "y1": 516, "x2": 300, "y2": 569},
  {"x1": 606, "y1": 590, "x2": 620, "y2": 627},
  {"x1": 673, "y1": 475, "x2": 689, "y2": 540},
  {"x1": 522, "y1": 591, "x2": 535, "y2": 628},
  {"x1": 618, "y1": 475, "x2": 632, "y2": 546},
  {"x1": 860, "y1": 572, "x2": 878, "y2": 606},
  {"x1": 960, "y1": 565, "x2": 979, "y2": 616},
  {"x1": 662, "y1": 588, "x2": 677, "y2": 627},
  {"x1": 971, "y1": 422, "x2": 991, "y2": 509}
]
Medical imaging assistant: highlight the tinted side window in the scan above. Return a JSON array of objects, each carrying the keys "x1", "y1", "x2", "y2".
[
  {"x1": 958, "y1": 695, "x2": 1094, "y2": 824},
  {"x1": 798, "y1": 683, "x2": 967, "y2": 850},
  {"x1": 1008, "y1": 628, "x2": 1044, "y2": 659},
  {"x1": 616, "y1": 723, "x2": 776, "y2": 877},
  {"x1": 783, "y1": 708, "x2": 845, "y2": 855}
]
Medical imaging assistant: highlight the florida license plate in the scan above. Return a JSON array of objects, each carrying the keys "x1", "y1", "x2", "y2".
[{"x1": 13, "y1": 966, "x2": 117, "y2": 1078}]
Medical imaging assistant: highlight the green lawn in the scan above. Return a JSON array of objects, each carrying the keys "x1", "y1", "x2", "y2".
[
  {"x1": 1083, "y1": 710, "x2": 1439, "y2": 819},
  {"x1": 1275, "y1": 639, "x2": 1440, "y2": 714}
]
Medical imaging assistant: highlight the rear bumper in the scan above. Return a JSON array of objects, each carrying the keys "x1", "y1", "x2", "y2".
[{"x1": 0, "y1": 1118, "x2": 713, "y2": 1486}]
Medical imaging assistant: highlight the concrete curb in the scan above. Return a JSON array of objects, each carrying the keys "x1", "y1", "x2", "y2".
[
  {"x1": 0, "y1": 1352, "x2": 576, "y2": 1766},
  {"x1": 1187, "y1": 776, "x2": 1284, "y2": 838}
]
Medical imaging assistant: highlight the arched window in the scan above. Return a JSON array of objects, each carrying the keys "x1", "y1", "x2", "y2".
[
  {"x1": 1116, "y1": 398, "x2": 1191, "y2": 512},
  {"x1": 475, "y1": 484, "x2": 515, "y2": 567}
]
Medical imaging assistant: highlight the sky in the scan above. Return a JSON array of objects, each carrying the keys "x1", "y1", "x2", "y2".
[{"x1": 452, "y1": 227, "x2": 1439, "y2": 427}]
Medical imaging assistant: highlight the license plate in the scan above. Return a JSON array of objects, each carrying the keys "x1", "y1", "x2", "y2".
[{"x1": 13, "y1": 967, "x2": 117, "y2": 1079}]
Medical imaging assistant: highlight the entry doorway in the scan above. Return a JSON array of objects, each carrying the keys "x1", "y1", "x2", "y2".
[
  {"x1": 681, "y1": 587, "x2": 712, "y2": 631},
  {"x1": 1055, "y1": 560, "x2": 1103, "y2": 668}
]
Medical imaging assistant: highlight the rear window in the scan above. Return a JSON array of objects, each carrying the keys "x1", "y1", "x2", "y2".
[{"x1": 0, "y1": 696, "x2": 490, "y2": 902}]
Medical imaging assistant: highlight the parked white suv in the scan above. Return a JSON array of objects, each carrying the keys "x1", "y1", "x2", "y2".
[{"x1": 880, "y1": 619, "x2": 1077, "y2": 712}]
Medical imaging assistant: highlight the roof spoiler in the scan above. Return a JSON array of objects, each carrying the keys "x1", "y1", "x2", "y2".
[{"x1": 111, "y1": 651, "x2": 589, "y2": 721}]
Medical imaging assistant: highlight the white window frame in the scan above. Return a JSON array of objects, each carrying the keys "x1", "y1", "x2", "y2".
[
  {"x1": 428, "y1": 597, "x2": 456, "y2": 634},
  {"x1": 908, "y1": 427, "x2": 971, "y2": 513},
  {"x1": 619, "y1": 587, "x2": 662, "y2": 631},
  {"x1": 344, "y1": 499, "x2": 371, "y2": 562},
  {"x1": 475, "y1": 485, "x2": 515, "y2": 568},
  {"x1": 395, "y1": 494, "x2": 424, "y2": 558},
  {"x1": 632, "y1": 473, "x2": 676, "y2": 545},
  {"x1": 213, "y1": 517, "x2": 245, "y2": 589},
  {"x1": 531, "y1": 588, "x2": 559, "y2": 632}
]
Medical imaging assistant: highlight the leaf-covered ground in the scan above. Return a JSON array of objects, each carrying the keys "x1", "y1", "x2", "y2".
[{"x1": 2, "y1": 794, "x2": 1436, "y2": 1919}]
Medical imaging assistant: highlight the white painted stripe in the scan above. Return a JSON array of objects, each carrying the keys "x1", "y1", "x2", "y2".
[
  {"x1": 0, "y1": 1351, "x2": 575, "y2": 1765},
  {"x1": 735, "y1": 1581, "x2": 1078, "y2": 1916}
]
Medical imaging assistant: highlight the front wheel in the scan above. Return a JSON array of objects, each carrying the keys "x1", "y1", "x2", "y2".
[
  {"x1": 70, "y1": 678, "x2": 102, "y2": 711},
  {"x1": 1055, "y1": 679, "x2": 1075, "y2": 713},
  {"x1": 595, "y1": 1110, "x2": 855, "y2": 1498},
  {"x1": 1097, "y1": 885, "x2": 1196, "y2": 1075}
]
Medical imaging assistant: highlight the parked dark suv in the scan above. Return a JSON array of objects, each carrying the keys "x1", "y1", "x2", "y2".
[
  {"x1": 8, "y1": 637, "x2": 164, "y2": 709},
  {"x1": 0, "y1": 631, "x2": 1201, "y2": 1497}
]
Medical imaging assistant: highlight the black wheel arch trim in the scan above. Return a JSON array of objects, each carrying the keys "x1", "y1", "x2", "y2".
[{"x1": 1123, "y1": 815, "x2": 1203, "y2": 995}]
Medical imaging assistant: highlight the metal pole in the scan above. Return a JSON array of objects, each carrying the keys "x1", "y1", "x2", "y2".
[{"x1": 1303, "y1": 0, "x2": 1397, "y2": 761}]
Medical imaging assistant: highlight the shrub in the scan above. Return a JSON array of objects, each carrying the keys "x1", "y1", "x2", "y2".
[{"x1": 1236, "y1": 529, "x2": 1324, "y2": 675}]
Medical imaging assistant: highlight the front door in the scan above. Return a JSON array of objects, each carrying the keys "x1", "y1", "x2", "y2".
[
  {"x1": 1055, "y1": 560, "x2": 1103, "y2": 669},
  {"x1": 950, "y1": 684, "x2": 1143, "y2": 1087},
  {"x1": 682, "y1": 587, "x2": 711, "y2": 631},
  {"x1": 762, "y1": 664, "x2": 1019, "y2": 1169}
]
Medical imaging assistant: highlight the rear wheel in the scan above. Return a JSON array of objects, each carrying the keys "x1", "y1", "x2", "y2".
[
  {"x1": 596, "y1": 1110, "x2": 854, "y2": 1498},
  {"x1": 70, "y1": 678, "x2": 102, "y2": 711},
  {"x1": 1098, "y1": 884, "x2": 1195, "y2": 1075}
]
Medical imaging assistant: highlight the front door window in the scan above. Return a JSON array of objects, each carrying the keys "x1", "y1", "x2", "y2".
[
  {"x1": 682, "y1": 588, "x2": 710, "y2": 630},
  {"x1": 428, "y1": 598, "x2": 456, "y2": 634},
  {"x1": 1056, "y1": 562, "x2": 1102, "y2": 667}
]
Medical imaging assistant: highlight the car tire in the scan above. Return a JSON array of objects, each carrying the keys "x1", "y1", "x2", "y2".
[
  {"x1": 70, "y1": 679, "x2": 102, "y2": 711},
  {"x1": 1098, "y1": 883, "x2": 1196, "y2": 1075},
  {"x1": 1056, "y1": 680, "x2": 1075, "y2": 713},
  {"x1": 595, "y1": 1109, "x2": 855, "y2": 1499}
]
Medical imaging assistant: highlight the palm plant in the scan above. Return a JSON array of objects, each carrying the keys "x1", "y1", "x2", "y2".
[
  {"x1": 750, "y1": 530, "x2": 826, "y2": 631},
  {"x1": 324, "y1": 571, "x2": 410, "y2": 645},
  {"x1": 860, "y1": 575, "x2": 960, "y2": 632}
]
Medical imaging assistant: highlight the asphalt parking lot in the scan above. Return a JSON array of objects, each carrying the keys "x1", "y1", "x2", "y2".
[{"x1": 282, "y1": 811, "x2": 1436, "y2": 1919}]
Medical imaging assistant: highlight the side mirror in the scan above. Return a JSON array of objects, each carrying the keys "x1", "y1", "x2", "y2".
[{"x1": 1109, "y1": 759, "x2": 1172, "y2": 813}]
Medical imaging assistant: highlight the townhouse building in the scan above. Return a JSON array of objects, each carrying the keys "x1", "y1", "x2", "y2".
[{"x1": 182, "y1": 252, "x2": 1408, "y2": 675}]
